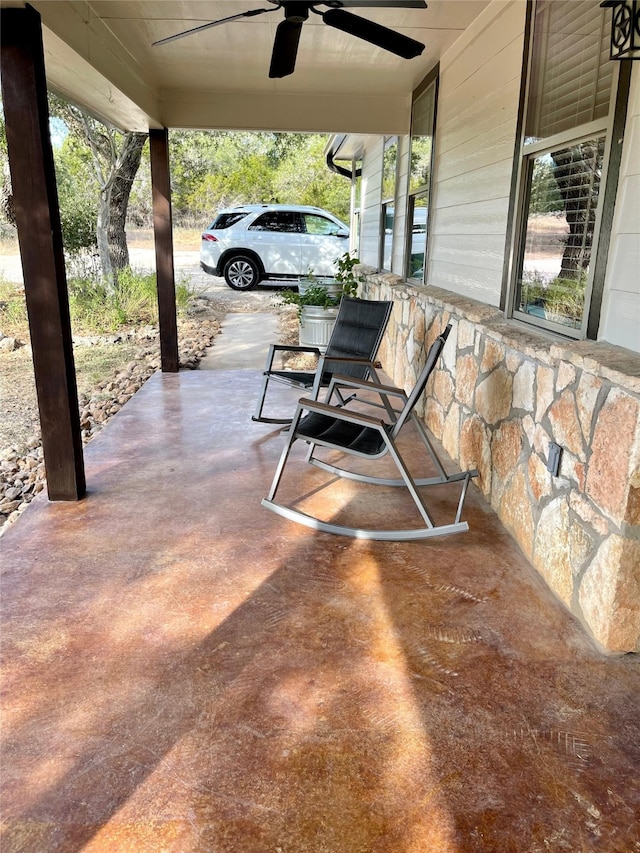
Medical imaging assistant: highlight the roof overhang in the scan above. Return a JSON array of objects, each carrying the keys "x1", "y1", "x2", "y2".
[{"x1": 2, "y1": 0, "x2": 491, "y2": 134}]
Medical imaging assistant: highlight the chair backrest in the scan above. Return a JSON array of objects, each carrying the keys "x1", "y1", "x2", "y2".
[
  {"x1": 324, "y1": 297, "x2": 393, "y2": 380},
  {"x1": 391, "y1": 324, "x2": 452, "y2": 436}
]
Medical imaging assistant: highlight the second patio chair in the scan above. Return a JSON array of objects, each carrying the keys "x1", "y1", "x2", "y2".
[
  {"x1": 262, "y1": 324, "x2": 478, "y2": 541},
  {"x1": 252, "y1": 296, "x2": 393, "y2": 425}
]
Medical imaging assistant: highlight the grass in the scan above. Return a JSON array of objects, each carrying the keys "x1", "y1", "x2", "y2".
[{"x1": 1, "y1": 266, "x2": 195, "y2": 337}]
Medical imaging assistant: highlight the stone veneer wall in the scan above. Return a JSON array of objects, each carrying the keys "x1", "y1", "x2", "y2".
[{"x1": 360, "y1": 269, "x2": 640, "y2": 654}]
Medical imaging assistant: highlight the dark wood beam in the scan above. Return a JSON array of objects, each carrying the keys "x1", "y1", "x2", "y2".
[
  {"x1": 1, "y1": 5, "x2": 85, "y2": 501},
  {"x1": 149, "y1": 128, "x2": 179, "y2": 373}
]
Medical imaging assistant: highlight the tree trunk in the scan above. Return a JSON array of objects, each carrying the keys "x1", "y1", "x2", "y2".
[
  {"x1": 551, "y1": 143, "x2": 599, "y2": 279},
  {"x1": 107, "y1": 132, "x2": 147, "y2": 271},
  {"x1": 97, "y1": 183, "x2": 113, "y2": 284}
]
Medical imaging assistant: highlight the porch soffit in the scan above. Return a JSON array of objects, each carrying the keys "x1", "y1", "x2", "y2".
[{"x1": 21, "y1": 0, "x2": 490, "y2": 133}]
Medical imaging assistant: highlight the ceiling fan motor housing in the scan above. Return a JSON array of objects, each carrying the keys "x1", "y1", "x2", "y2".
[{"x1": 281, "y1": 2, "x2": 311, "y2": 23}]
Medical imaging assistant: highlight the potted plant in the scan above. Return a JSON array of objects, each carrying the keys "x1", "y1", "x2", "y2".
[{"x1": 277, "y1": 254, "x2": 361, "y2": 350}]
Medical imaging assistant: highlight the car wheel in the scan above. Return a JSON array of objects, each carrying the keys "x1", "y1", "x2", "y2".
[{"x1": 223, "y1": 255, "x2": 260, "y2": 290}]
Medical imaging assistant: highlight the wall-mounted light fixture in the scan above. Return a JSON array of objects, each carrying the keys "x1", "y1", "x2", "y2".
[{"x1": 601, "y1": 0, "x2": 640, "y2": 59}]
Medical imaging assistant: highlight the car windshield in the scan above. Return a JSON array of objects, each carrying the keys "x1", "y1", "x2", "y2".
[{"x1": 210, "y1": 212, "x2": 248, "y2": 229}]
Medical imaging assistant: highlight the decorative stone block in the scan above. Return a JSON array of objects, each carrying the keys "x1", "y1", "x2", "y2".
[
  {"x1": 458, "y1": 319, "x2": 475, "y2": 350},
  {"x1": 442, "y1": 401, "x2": 460, "y2": 460},
  {"x1": 455, "y1": 354, "x2": 478, "y2": 409},
  {"x1": 576, "y1": 372, "x2": 602, "y2": 443},
  {"x1": 492, "y1": 420, "x2": 523, "y2": 482},
  {"x1": 533, "y1": 497, "x2": 574, "y2": 605},
  {"x1": 475, "y1": 366, "x2": 513, "y2": 425},
  {"x1": 460, "y1": 414, "x2": 491, "y2": 494},
  {"x1": 579, "y1": 536, "x2": 640, "y2": 653},
  {"x1": 556, "y1": 361, "x2": 576, "y2": 392},
  {"x1": 425, "y1": 398, "x2": 445, "y2": 441},
  {"x1": 500, "y1": 466, "x2": 534, "y2": 559},
  {"x1": 433, "y1": 369, "x2": 454, "y2": 409},
  {"x1": 407, "y1": 328, "x2": 415, "y2": 364},
  {"x1": 528, "y1": 453, "x2": 553, "y2": 502},
  {"x1": 442, "y1": 321, "x2": 457, "y2": 373},
  {"x1": 513, "y1": 361, "x2": 535, "y2": 412},
  {"x1": 548, "y1": 389, "x2": 584, "y2": 458},
  {"x1": 481, "y1": 338, "x2": 505, "y2": 374},
  {"x1": 506, "y1": 349, "x2": 522, "y2": 373},
  {"x1": 586, "y1": 388, "x2": 640, "y2": 523},
  {"x1": 536, "y1": 366, "x2": 555, "y2": 422}
]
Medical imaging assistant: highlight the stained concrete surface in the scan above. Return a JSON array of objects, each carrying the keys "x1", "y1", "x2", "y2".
[{"x1": 1, "y1": 368, "x2": 639, "y2": 853}]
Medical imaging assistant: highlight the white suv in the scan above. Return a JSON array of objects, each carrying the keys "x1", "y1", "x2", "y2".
[{"x1": 200, "y1": 204, "x2": 349, "y2": 290}]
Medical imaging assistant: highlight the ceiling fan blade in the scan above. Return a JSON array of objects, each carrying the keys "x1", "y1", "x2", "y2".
[
  {"x1": 325, "y1": 1, "x2": 427, "y2": 7},
  {"x1": 323, "y1": 7, "x2": 424, "y2": 58},
  {"x1": 269, "y1": 19, "x2": 303, "y2": 78},
  {"x1": 152, "y1": 7, "x2": 275, "y2": 47}
]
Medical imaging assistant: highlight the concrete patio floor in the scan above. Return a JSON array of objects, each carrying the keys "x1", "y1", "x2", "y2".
[{"x1": 1, "y1": 368, "x2": 639, "y2": 852}]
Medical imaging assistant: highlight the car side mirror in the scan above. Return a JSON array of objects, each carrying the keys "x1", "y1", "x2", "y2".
[{"x1": 336, "y1": 229, "x2": 349, "y2": 239}]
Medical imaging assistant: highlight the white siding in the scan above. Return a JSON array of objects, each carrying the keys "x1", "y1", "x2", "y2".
[
  {"x1": 428, "y1": 0, "x2": 526, "y2": 306},
  {"x1": 359, "y1": 138, "x2": 384, "y2": 267},
  {"x1": 599, "y1": 66, "x2": 640, "y2": 354},
  {"x1": 392, "y1": 135, "x2": 410, "y2": 274}
]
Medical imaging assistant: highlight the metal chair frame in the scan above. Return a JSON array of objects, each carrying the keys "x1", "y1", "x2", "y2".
[
  {"x1": 262, "y1": 325, "x2": 479, "y2": 541},
  {"x1": 252, "y1": 296, "x2": 393, "y2": 425}
]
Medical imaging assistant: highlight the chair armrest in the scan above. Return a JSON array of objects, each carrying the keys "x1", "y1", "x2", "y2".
[
  {"x1": 297, "y1": 398, "x2": 386, "y2": 429},
  {"x1": 327, "y1": 374, "x2": 406, "y2": 398},
  {"x1": 318, "y1": 355, "x2": 376, "y2": 366}
]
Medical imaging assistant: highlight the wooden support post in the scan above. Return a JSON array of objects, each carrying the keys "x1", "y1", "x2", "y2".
[
  {"x1": 149, "y1": 128, "x2": 179, "y2": 373},
  {"x1": 1, "y1": 5, "x2": 85, "y2": 501}
]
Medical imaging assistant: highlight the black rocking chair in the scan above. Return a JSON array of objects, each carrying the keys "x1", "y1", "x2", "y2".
[
  {"x1": 262, "y1": 324, "x2": 478, "y2": 541},
  {"x1": 252, "y1": 296, "x2": 393, "y2": 425}
]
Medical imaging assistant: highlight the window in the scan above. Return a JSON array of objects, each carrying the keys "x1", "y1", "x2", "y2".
[
  {"x1": 210, "y1": 212, "x2": 247, "y2": 229},
  {"x1": 249, "y1": 211, "x2": 300, "y2": 232},
  {"x1": 510, "y1": 0, "x2": 617, "y2": 337},
  {"x1": 407, "y1": 70, "x2": 437, "y2": 282},
  {"x1": 303, "y1": 213, "x2": 342, "y2": 237},
  {"x1": 379, "y1": 136, "x2": 397, "y2": 270}
]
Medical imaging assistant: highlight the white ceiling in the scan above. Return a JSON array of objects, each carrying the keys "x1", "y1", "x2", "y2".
[{"x1": 20, "y1": 0, "x2": 490, "y2": 133}]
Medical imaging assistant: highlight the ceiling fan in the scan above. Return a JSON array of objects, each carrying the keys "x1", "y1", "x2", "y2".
[{"x1": 152, "y1": 1, "x2": 428, "y2": 78}]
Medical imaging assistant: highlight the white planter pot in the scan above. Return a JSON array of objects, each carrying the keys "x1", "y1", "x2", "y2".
[
  {"x1": 297, "y1": 277, "x2": 340, "y2": 297},
  {"x1": 299, "y1": 304, "x2": 339, "y2": 352}
]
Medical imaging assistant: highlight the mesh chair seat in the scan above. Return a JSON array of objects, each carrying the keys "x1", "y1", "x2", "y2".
[{"x1": 296, "y1": 411, "x2": 390, "y2": 456}]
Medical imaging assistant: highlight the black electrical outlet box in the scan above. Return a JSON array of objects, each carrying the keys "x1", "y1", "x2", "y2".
[{"x1": 547, "y1": 443, "x2": 562, "y2": 477}]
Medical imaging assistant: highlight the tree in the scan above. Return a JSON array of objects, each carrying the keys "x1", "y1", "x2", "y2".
[
  {"x1": 550, "y1": 141, "x2": 602, "y2": 279},
  {"x1": 0, "y1": 105, "x2": 15, "y2": 227},
  {"x1": 49, "y1": 95, "x2": 147, "y2": 281}
]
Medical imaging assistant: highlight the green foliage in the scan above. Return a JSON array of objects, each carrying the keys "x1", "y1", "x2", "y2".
[
  {"x1": 166, "y1": 131, "x2": 351, "y2": 228},
  {"x1": 0, "y1": 278, "x2": 27, "y2": 333},
  {"x1": 277, "y1": 253, "x2": 360, "y2": 317},
  {"x1": 334, "y1": 252, "x2": 361, "y2": 298},
  {"x1": 520, "y1": 270, "x2": 587, "y2": 329},
  {"x1": 67, "y1": 268, "x2": 194, "y2": 333},
  {"x1": 52, "y1": 125, "x2": 99, "y2": 254},
  {"x1": 529, "y1": 156, "x2": 563, "y2": 215}
]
